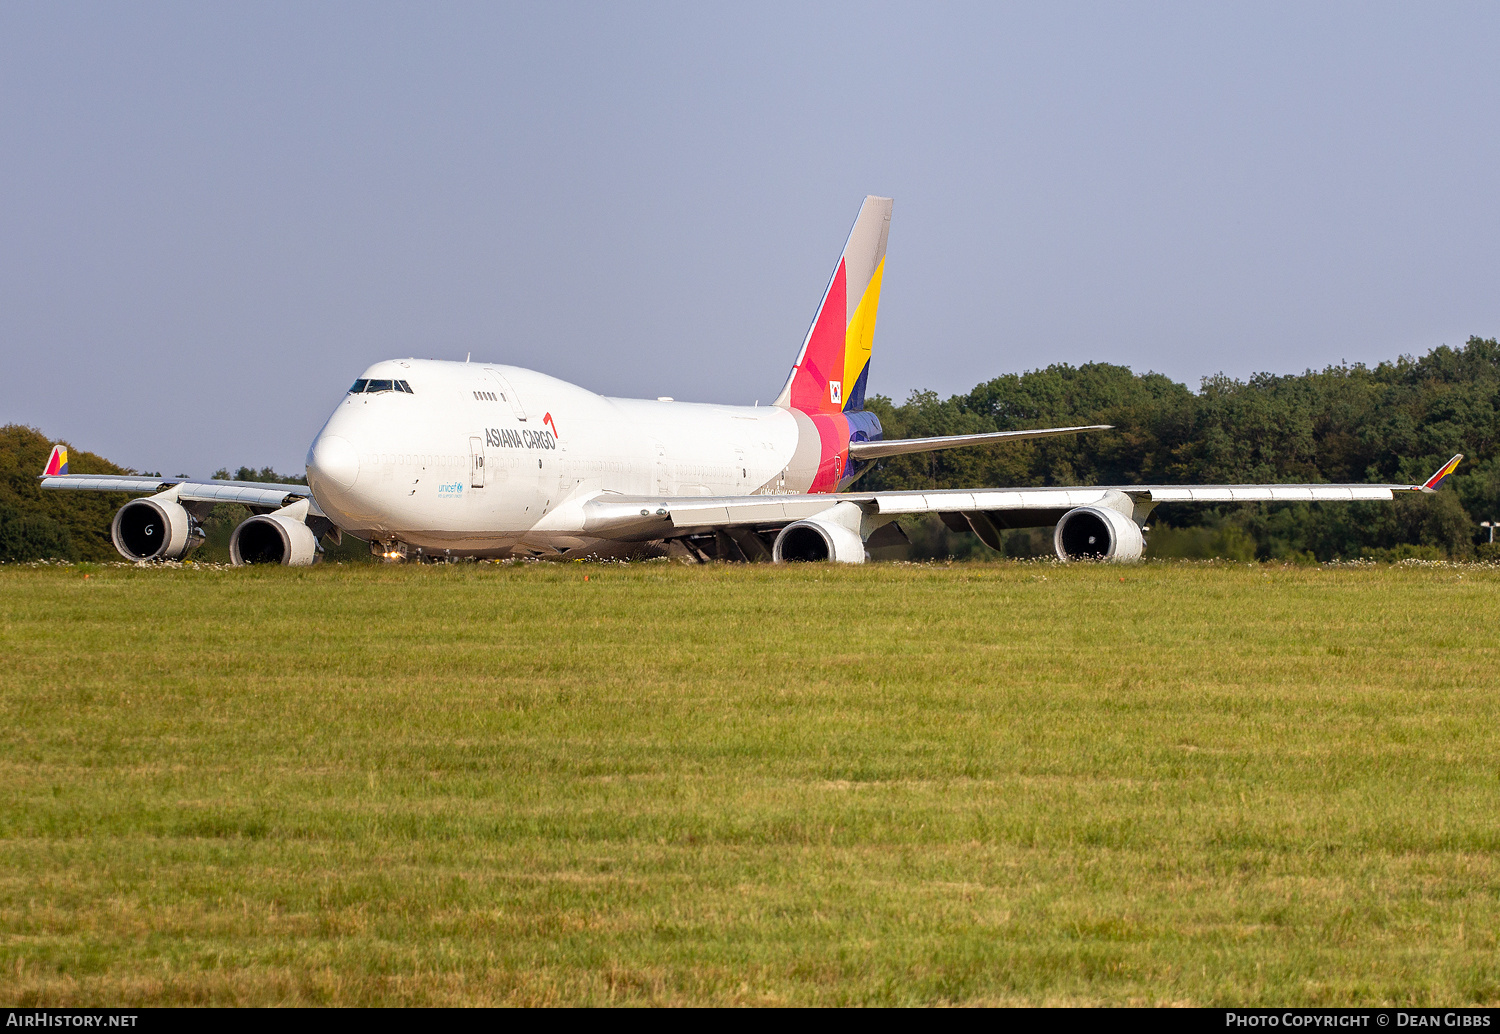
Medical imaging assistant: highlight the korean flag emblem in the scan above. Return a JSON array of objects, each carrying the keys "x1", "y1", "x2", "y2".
[{"x1": 829, "y1": 380, "x2": 842, "y2": 405}]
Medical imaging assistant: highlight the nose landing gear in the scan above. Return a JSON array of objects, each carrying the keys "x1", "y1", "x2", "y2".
[{"x1": 372, "y1": 539, "x2": 409, "y2": 562}]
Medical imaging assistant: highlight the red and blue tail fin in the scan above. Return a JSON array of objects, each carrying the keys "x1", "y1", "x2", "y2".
[
  {"x1": 42, "y1": 444, "x2": 68, "y2": 477},
  {"x1": 774, "y1": 195, "x2": 892, "y2": 415},
  {"x1": 1422, "y1": 454, "x2": 1462, "y2": 491}
]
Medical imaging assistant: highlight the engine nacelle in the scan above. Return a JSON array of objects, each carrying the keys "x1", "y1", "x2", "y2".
[
  {"x1": 111, "y1": 496, "x2": 202, "y2": 561},
  {"x1": 772, "y1": 512, "x2": 868, "y2": 563},
  {"x1": 1054, "y1": 505, "x2": 1145, "y2": 562},
  {"x1": 230, "y1": 512, "x2": 319, "y2": 566}
]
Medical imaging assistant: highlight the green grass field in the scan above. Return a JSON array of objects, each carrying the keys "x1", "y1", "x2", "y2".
[{"x1": 2, "y1": 560, "x2": 1498, "y2": 1006}]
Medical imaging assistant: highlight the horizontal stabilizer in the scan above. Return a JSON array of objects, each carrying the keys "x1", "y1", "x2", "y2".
[{"x1": 848, "y1": 424, "x2": 1112, "y2": 460}]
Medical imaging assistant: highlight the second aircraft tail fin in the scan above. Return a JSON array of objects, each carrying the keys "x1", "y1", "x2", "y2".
[{"x1": 773, "y1": 195, "x2": 892, "y2": 415}]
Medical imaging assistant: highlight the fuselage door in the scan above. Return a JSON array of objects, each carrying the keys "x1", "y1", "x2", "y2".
[
  {"x1": 648, "y1": 436, "x2": 670, "y2": 496},
  {"x1": 469, "y1": 436, "x2": 485, "y2": 489},
  {"x1": 484, "y1": 370, "x2": 528, "y2": 423}
]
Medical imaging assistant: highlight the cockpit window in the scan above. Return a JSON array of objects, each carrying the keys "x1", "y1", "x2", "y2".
[{"x1": 349, "y1": 377, "x2": 412, "y2": 394}]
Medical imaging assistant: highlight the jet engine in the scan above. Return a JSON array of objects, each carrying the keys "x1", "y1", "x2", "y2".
[
  {"x1": 772, "y1": 512, "x2": 867, "y2": 563},
  {"x1": 111, "y1": 496, "x2": 203, "y2": 561},
  {"x1": 230, "y1": 511, "x2": 319, "y2": 566},
  {"x1": 1053, "y1": 505, "x2": 1144, "y2": 562}
]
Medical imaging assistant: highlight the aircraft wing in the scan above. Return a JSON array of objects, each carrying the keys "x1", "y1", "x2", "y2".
[
  {"x1": 581, "y1": 455, "x2": 1462, "y2": 542},
  {"x1": 847, "y1": 424, "x2": 1112, "y2": 459},
  {"x1": 40, "y1": 474, "x2": 316, "y2": 513},
  {"x1": 585, "y1": 486, "x2": 1127, "y2": 539}
]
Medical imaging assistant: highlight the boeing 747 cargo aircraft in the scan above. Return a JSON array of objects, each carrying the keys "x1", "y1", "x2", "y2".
[{"x1": 40, "y1": 196, "x2": 1462, "y2": 564}]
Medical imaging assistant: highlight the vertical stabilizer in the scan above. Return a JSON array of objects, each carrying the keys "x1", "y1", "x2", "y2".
[{"x1": 774, "y1": 196, "x2": 892, "y2": 414}]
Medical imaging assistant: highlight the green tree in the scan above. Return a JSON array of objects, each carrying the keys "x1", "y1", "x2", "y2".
[
  {"x1": 0, "y1": 425, "x2": 131, "y2": 561},
  {"x1": 858, "y1": 338, "x2": 1500, "y2": 560}
]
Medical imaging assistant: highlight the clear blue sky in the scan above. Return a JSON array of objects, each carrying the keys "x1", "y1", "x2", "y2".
[{"x1": 3, "y1": 3, "x2": 1498, "y2": 476}]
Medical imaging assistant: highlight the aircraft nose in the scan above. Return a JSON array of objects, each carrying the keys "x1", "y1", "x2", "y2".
[{"x1": 308, "y1": 434, "x2": 359, "y2": 489}]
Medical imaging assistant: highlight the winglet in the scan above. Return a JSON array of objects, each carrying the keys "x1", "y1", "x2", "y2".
[
  {"x1": 1421, "y1": 454, "x2": 1463, "y2": 492},
  {"x1": 42, "y1": 444, "x2": 68, "y2": 477}
]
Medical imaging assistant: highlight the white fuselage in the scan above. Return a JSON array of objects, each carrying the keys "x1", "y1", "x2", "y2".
[{"x1": 305, "y1": 358, "x2": 805, "y2": 557}]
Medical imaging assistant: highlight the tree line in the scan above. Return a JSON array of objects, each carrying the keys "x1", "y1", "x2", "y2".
[{"x1": 860, "y1": 336, "x2": 1499, "y2": 560}]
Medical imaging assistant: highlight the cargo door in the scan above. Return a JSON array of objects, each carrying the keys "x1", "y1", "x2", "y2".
[{"x1": 469, "y1": 436, "x2": 486, "y2": 488}]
